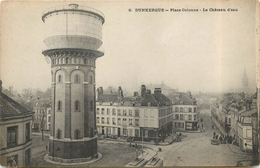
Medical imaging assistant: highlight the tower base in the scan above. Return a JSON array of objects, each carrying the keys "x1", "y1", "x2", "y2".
[
  {"x1": 44, "y1": 152, "x2": 102, "y2": 165},
  {"x1": 48, "y1": 137, "x2": 98, "y2": 163}
]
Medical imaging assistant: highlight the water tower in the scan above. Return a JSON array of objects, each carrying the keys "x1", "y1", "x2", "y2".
[{"x1": 42, "y1": 4, "x2": 105, "y2": 163}]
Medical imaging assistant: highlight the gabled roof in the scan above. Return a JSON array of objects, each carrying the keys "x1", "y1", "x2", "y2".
[
  {"x1": 97, "y1": 93, "x2": 118, "y2": 102},
  {"x1": 0, "y1": 93, "x2": 33, "y2": 120},
  {"x1": 174, "y1": 95, "x2": 196, "y2": 105},
  {"x1": 141, "y1": 93, "x2": 172, "y2": 107}
]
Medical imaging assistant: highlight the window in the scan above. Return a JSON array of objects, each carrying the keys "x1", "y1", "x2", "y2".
[
  {"x1": 84, "y1": 58, "x2": 87, "y2": 65},
  {"x1": 135, "y1": 109, "x2": 139, "y2": 117},
  {"x1": 129, "y1": 110, "x2": 132, "y2": 116},
  {"x1": 7, "y1": 126, "x2": 18, "y2": 148},
  {"x1": 135, "y1": 119, "x2": 139, "y2": 126},
  {"x1": 107, "y1": 108, "x2": 110, "y2": 115},
  {"x1": 75, "y1": 75, "x2": 80, "y2": 83},
  {"x1": 175, "y1": 107, "x2": 179, "y2": 112},
  {"x1": 25, "y1": 149, "x2": 30, "y2": 166},
  {"x1": 135, "y1": 129, "x2": 139, "y2": 137},
  {"x1": 7, "y1": 155, "x2": 18, "y2": 167},
  {"x1": 89, "y1": 75, "x2": 93, "y2": 84},
  {"x1": 180, "y1": 107, "x2": 183, "y2": 112},
  {"x1": 90, "y1": 100, "x2": 93, "y2": 111},
  {"x1": 189, "y1": 108, "x2": 192, "y2": 112},
  {"x1": 74, "y1": 129, "x2": 81, "y2": 139},
  {"x1": 58, "y1": 75, "x2": 62, "y2": 83},
  {"x1": 194, "y1": 108, "x2": 197, "y2": 112},
  {"x1": 101, "y1": 117, "x2": 105, "y2": 124},
  {"x1": 66, "y1": 57, "x2": 69, "y2": 64},
  {"x1": 123, "y1": 118, "x2": 127, "y2": 125},
  {"x1": 75, "y1": 101, "x2": 80, "y2": 111},
  {"x1": 57, "y1": 129, "x2": 62, "y2": 139},
  {"x1": 180, "y1": 114, "x2": 184, "y2": 120},
  {"x1": 52, "y1": 59, "x2": 54, "y2": 65},
  {"x1": 48, "y1": 116, "x2": 51, "y2": 122},
  {"x1": 97, "y1": 108, "x2": 100, "y2": 115},
  {"x1": 229, "y1": 118, "x2": 231, "y2": 124},
  {"x1": 188, "y1": 115, "x2": 192, "y2": 121},
  {"x1": 144, "y1": 119, "x2": 149, "y2": 127},
  {"x1": 26, "y1": 123, "x2": 30, "y2": 142},
  {"x1": 97, "y1": 117, "x2": 100, "y2": 124},
  {"x1": 112, "y1": 118, "x2": 116, "y2": 125},
  {"x1": 151, "y1": 110, "x2": 155, "y2": 118},
  {"x1": 129, "y1": 119, "x2": 133, "y2": 126},
  {"x1": 101, "y1": 108, "x2": 105, "y2": 115},
  {"x1": 107, "y1": 117, "x2": 110, "y2": 124},
  {"x1": 123, "y1": 110, "x2": 127, "y2": 116},
  {"x1": 175, "y1": 114, "x2": 179, "y2": 120},
  {"x1": 117, "y1": 118, "x2": 121, "y2": 125},
  {"x1": 144, "y1": 110, "x2": 149, "y2": 117},
  {"x1": 112, "y1": 109, "x2": 116, "y2": 115},
  {"x1": 57, "y1": 101, "x2": 62, "y2": 111},
  {"x1": 123, "y1": 128, "x2": 127, "y2": 136},
  {"x1": 48, "y1": 110, "x2": 51, "y2": 114},
  {"x1": 194, "y1": 115, "x2": 197, "y2": 121},
  {"x1": 181, "y1": 123, "x2": 184, "y2": 128},
  {"x1": 117, "y1": 109, "x2": 121, "y2": 116}
]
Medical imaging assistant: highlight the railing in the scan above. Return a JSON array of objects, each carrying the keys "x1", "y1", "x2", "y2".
[{"x1": 42, "y1": 5, "x2": 105, "y2": 19}]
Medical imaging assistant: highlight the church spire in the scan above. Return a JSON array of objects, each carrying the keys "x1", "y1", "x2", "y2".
[{"x1": 242, "y1": 68, "x2": 248, "y2": 91}]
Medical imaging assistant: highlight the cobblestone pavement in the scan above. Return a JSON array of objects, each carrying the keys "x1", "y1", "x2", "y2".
[{"x1": 147, "y1": 109, "x2": 252, "y2": 166}]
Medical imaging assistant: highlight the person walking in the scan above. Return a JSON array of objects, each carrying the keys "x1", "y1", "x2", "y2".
[
  {"x1": 213, "y1": 132, "x2": 216, "y2": 139},
  {"x1": 202, "y1": 124, "x2": 203, "y2": 129}
]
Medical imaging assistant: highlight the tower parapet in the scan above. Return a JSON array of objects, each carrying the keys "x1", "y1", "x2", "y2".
[{"x1": 42, "y1": 4, "x2": 104, "y2": 163}]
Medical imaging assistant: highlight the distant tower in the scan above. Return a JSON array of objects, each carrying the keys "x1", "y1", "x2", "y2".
[
  {"x1": 42, "y1": 4, "x2": 105, "y2": 163},
  {"x1": 242, "y1": 68, "x2": 249, "y2": 92}
]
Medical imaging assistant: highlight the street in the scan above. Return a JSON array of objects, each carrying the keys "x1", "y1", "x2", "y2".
[{"x1": 151, "y1": 109, "x2": 252, "y2": 166}]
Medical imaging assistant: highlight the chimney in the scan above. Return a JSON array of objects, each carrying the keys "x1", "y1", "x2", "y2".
[
  {"x1": 154, "y1": 88, "x2": 162, "y2": 94},
  {"x1": 141, "y1": 85, "x2": 146, "y2": 98}
]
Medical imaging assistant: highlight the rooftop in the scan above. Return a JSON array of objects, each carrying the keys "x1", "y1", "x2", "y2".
[
  {"x1": 173, "y1": 95, "x2": 197, "y2": 105},
  {"x1": 239, "y1": 108, "x2": 257, "y2": 117},
  {"x1": 0, "y1": 92, "x2": 33, "y2": 120}
]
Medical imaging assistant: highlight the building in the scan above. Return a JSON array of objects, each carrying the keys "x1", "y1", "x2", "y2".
[
  {"x1": 252, "y1": 112, "x2": 259, "y2": 165},
  {"x1": 0, "y1": 80, "x2": 33, "y2": 167},
  {"x1": 172, "y1": 92, "x2": 198, "y2": 131},
  {"x1": 236, "y1": 108, "x2": 257, "y2": 151},
  {"x1": 46, "y1": 106, "x2": 51, "y2": 131},
  {"x1": 140, "y1": 87, "x2": 173, "y2": 140},
  {"x1": 32, "y1": 101, "x2": 51, "y2": 132},
  {"x1": 96, "y1": 85, "x2": 173, "y2": 141},
  {"x1": 42, "y1": 4, "x2": 105, "y2": 163}
]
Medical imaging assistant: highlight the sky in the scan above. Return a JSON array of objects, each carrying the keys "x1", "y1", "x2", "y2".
[{"x1": 0, "y1": 0, "x2": 257, "y2": 95}]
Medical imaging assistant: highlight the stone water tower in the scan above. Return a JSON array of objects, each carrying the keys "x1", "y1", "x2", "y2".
[{"x1": 42, "y1": 4, "x2": 105, "y2": 163}]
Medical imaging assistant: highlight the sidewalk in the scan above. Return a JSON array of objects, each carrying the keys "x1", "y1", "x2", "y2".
[
  {"x1": 227, "y1": 144, "x2": 252, "y2": 155},
  {"x1": 125, "y1": 144, "x2": 157, "y2": 167},
  {"x1": 32, "y1": 132, "x2": 50, "y2": 136}
]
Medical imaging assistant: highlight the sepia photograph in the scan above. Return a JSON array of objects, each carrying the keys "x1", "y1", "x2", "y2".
[{"x1": 0, "y1": 0, "x2": 259, "y2": 167}]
